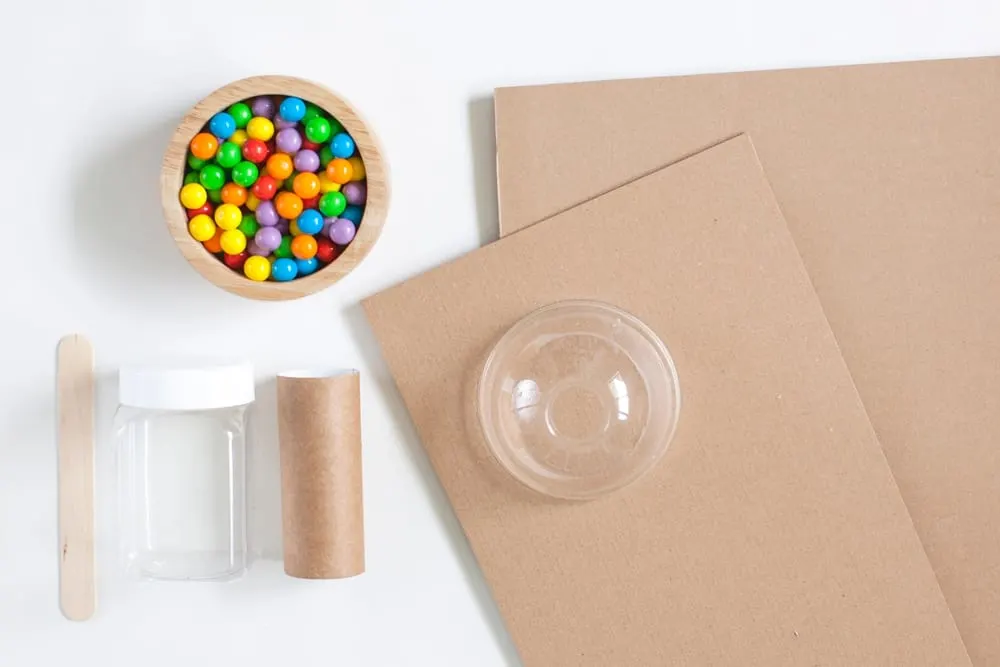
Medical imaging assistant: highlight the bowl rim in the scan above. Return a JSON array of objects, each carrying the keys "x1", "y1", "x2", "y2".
[{"x1": 160, "y1": 75, "x2": 390, "y2": 301}]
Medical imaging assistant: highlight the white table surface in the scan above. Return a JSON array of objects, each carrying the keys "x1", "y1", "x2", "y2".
[{"x1": 2, "y1": 0, "x2": 998, "y2": 664}]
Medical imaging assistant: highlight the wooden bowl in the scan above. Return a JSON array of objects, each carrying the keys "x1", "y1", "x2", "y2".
[{"x1": 160, "y1": 76, "x2": 389, "y2": 300}]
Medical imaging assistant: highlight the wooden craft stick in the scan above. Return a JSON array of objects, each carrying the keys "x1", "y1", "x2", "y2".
[{"x1": 57, "y1": 335, "x2": 95, "y2": 621}]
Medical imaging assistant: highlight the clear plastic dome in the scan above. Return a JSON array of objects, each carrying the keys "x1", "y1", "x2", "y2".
[{"x1": 477, "y1": 300, "x2": 681, "y2": 500}]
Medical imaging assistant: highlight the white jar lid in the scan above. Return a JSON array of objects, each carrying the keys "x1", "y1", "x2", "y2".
[{"x1": 119, "y1": 364, "x2": 255, "y2": 410}]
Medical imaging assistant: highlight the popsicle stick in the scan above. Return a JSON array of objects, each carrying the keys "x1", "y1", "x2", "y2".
[{"x1": 57, "y1": 335, "x2": 95, "y2": 621}]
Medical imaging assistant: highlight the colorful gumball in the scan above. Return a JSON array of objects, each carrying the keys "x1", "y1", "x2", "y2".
[
  {"x1": 271, "y1": 257, "x2": 298, "y2": 281},
  {"x1": 203, "y1": 228, "x2": 224, "y2": 254},
  {"x1": 216, "y1": 141, "x2": 242, "y2": 168},
  {"x1": 319, "y1": 145, "x2": 334, "y2": 167},
  {"x1": 224, "y1": 251, "x2": 249, "y2": 271},
  {"x1": 318, "y1": 191, "x2": 347, "y2": 217},
  {"x1": 275, "y1": 128, "x2": 302, "y2": 154},
  {"x1": 305, "y1": 117, "x2": 332, "y2": 143},
  {"x1": 256, "y1": 200, "x2": 279, "y2": 226},
  {"x1": 328, "y1": 117, "x2": 344, "y2": 136},
  {"x1": 293, "y1": 172, "x2": 321, "y2": 199},
  {"x1": 291, "y1": 234, "x2": 318, "y2": 260},
  {"x1": 189, "y1": 133, "x2": 218, "y2": 160},
  {"x1": 266, "y1": 153, "x2": 294, "y2": 180},
  {"x1": 229, "y1": 102, "x2": 252, "y2": 128},
  {"x1": 244, "y1": 255, "x2": 270, "y2": 281},
  {"x1": 221, "y1": 182, "x2": 248, "y2": 206},
  {"x1": 330, "y1": 133, "x2": 355, "y2": 158},
  {"x1": 342, "y1": 181, "x2": 366, "y2": 206},
  {"x1": 274, "y1": 191, "x2": 304, "y2": 219},
  {"x1": 220, "y1": 229, "x2": 247, "y2": 255},
  {"x1": 341, "y1": 205, "x2": 363, "y2": 225},
  {"x1": 231, "y1": 161, "x2": 259, "y2": 187},
  {"x1": 246, "y1": 116, "x2": 275, "y2": 141},
  {"x1": 207, "y1": 188, "x2": 223, "y2": 204},
  {"x1": 255, "y1": 226, "x2": 282, "y2": 252},
  {"x1": 293, "y1": 149, "x2": 320, "y2": 173},
  {"x1": 289, "y1": 219, "x2": 302, "y2": 236},
  {"x1": 214, "y1": 203, "x2": 243, "y2": 231},
  {"x1": 315, "y1": 236, "x2": 338, "y2": 263},
  {"x1": 242, "y1": 138, "x2": 269, "y2": 164},
  {"x1": 303, "y1": 103, "x2": 323, "y2": 123},
  {"x1": 230, "y1": 129, "x2": 249, "y2": 147},
  {"x1": 180, "y1": 182, "x2": 208, "y2": 209},
  {"x1": 199, "y1": 164, "x2": 226, "y2": 190},
  {"x1": 252, "y1": 175, "x2": 278, "y2": 200},
  {"x1": 279, "y1": 97, "x2": 306, "y2": 123},
  {"x1": 209, "y1": 112, "x2": 236, "y2": 139},
  {"x1": 296, "y1": 257, "x2": 319, "y2": 276},
  {"x1": 274, "y1": 235, "x2": 294, "y2": 259},
  {"x1": 318, "y1": 172, "x2": 341, "y2": 194},
  {"x1": 238, "y1": 213, "x2": 259, "y2": 237},
  {"x1": 187, "y1": 154, "x2": 206, "y2": 170},
  {"x1": 188, "y1": 214, "x2": 216, "y2": 242},
  {"x1": 301, "y1": 138, "x2": 320, "y2": 151},
  {"x1": 246, "y1": 193, "x2": 260, "y2": 212},
  {"x1": 347, "y1": 156, "x2": 365, "y2": 180},
  {"x1": 326, "y1": 158, "x2": 353, "y2": 185},
  {"x1": 184, "y1": 172, "x2": 199, "y2": 186},
  {"x1": 301, "y1": 195, "x2": 319, "y2": 209},
  {"x1": 251, "y1": 96, "x2": 275, "y2": 119},
  {"x1": 186, "y1": 201, "x2": 214, "y2": 219},
  {"x1": 328, "y1": 217, "x2": 356, "y2": 245},
  {"x1": 297, "y1": 209, "x2": 324, "y2": 235}
]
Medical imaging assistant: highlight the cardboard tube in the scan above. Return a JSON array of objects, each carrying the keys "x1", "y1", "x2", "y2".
[{"x1": 277, "y1": 370, "x2": 364, "y2": 579}]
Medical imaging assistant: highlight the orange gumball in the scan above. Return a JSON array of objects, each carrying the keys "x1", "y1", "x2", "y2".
[
  {"x1": 274, "y1": 191, "x2": 304, "y2": 220},
  {"x1": 203, "y1": 228, "x2": 224, "y2": 254},
  {"x1": 220, "y1": 183, "x2": 248, "y2": 207},
  {"x1": 291, "y1": 234, "x2": 318, "y2": 260},
  {"x1": 266, "y1": 153, "x2": 294, "y2": 180},
  {"x1": 292, "y1": 172, "x2": 321, "y2": 199},
  {"x1": 189, "y1": 133, "x2": 218, "y2": 160},
  {"x1": 326, "y1": 158, "x2": 353, "y2": 185}
]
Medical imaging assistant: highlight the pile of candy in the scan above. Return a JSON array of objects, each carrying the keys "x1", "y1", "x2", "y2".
[{"x1": 178, "y1": 96, "x2": 367, "y2": 282}]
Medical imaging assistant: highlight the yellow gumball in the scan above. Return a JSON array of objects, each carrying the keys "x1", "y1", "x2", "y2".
[
  {"x1": 180, "y1": 183, "x2": 207, "y2": 209},
  {"x1": 230, "y1": 129, "x2": 249, "y2": 146},
  {"x1": 246, "y1": 193, "x2": 260, "y2": 212},
  {"x1": 246, "y1": 117, "x2": 274, "y2": 142},
  {"x1": 220, "y1": 229, "x2": 247, "y2": 255},
  {"x1": 214, "y1": 203, "x2": 242, "y2": 231},
  {"x1": 244, "y1": 255, "x2": 270, "y2": 281},
  {"x1": 348, "y1": 156, "x2": 365, "y2": 181},
  {"x1": 289, "y1": 220, "x2": 302, "y2": 236},
  {"x1": 188, "y1": 214, "x2": 216, "y2": 242},
  {"x1": 318, "y1": 172, "x2": 341, "y2": 194}
]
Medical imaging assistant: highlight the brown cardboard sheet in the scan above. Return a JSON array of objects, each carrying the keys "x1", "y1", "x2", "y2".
[
  {"x1": 493, "y1": 57, "x2": 1000, "y2": 663},
  {"x1": 363, "y1": 137, "x2": 970, "y2": 665}
]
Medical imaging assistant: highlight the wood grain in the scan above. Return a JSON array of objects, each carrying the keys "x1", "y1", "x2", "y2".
[
  {"x1": 56, "y1": 335, "x2": 95, "y2": 621},
  {"x1": 160, "y1": 76, "x2": 390, "y2": 301}
]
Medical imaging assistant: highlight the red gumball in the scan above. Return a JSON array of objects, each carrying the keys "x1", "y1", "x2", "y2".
[
  {"x1": 242, "y1": 139, "x2": 269, "y2": 164},
  {"x1": 315, "y1": 236, "x2": 338, "y2": 264},
  {"x1": 301, "y1": 139, "x2": 320, "y2": 151},
  {"x1": 252, "y1": 175, "x2": 278, "y2": 200},
  {"x1": 186, "y1": 202, "x2": 214, "y2": 219},
  {"x1": 223, "y1": 251, "x2": 249, "y2": 270},
  {"x1": 301, "y1": 195, "x2": 319, "y2": 209}
]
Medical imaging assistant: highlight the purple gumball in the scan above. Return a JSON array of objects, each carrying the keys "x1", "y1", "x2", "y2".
[
  {"x1": 275, "y1": 219, "x2": 290, "y2": 234},
  {"x1": 256, "y1": 201, "x2": 279, "y2": 226},
  {"x1": 255, "y1": 227, "x2": 282, "y2": 252},
  {"x1": 293, "y1": 149, "x2": 320, "y2": 173},
  {"x1": 275, "y1": 128, "x2": 302, "y2": 154},
  {"x1": 251, "y1": 96, "x2": 275, "y2": 119},
  {"x1": 342, "y1": 182, "x2": 367, "y2": 206},
  {"x1": 275, "y1": 117, "x2": 297, "y2": 130},
  {"x1": 248, "y1": 240, "x2": 269, "y2": 257},
  {"x1": 328, "y1": 217, "x2": 356, "y2": 245}
]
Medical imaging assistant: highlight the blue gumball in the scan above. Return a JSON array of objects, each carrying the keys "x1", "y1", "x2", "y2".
[
  {"x1": 272, "y1": 258, "x2": 299, "y2": 282},
  {"x1": 209, "y1": 112, "x2": 236, "y2": 140},
  {"x1": 297, "y1": 209, "x2": 324, "y2": 235},
  {"x1": 296, "y1": 257, "x2": 319, "y2": 276},
  {"x1": 330, "y1": 132, "x2": 355, "y2": 158},
  {"x1": 340, "y1": 205, "x2": 363, "y2": 225},
  {"x1": 278, "y1": 97, "x2": 306, "y2": 123}
]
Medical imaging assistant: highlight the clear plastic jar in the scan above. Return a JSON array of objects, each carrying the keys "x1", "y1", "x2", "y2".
[{"x1": 114, "y1": 364, "x2": 254, "y2": 581}]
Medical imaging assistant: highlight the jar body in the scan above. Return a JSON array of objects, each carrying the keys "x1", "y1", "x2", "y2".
[{"x1": 115, "y1": 405, "x2": 249, "y2": 581}]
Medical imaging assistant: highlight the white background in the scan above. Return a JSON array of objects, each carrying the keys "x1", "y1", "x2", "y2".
[{"x1": 1, "y1": 1, "x2": 998, "y2": 664}]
